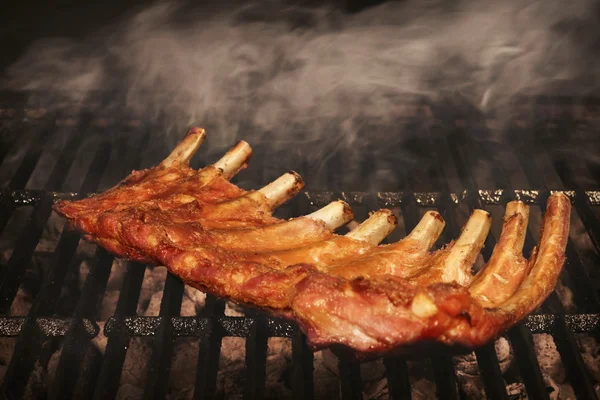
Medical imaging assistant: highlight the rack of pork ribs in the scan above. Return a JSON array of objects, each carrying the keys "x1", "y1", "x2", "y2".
[{"x1": 53, "y1": 127, "x2": 571, "y2": 358}]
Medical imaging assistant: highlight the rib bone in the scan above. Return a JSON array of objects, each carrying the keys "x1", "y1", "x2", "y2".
[
  {"x1": 404, "y1": 211, "x2": 446, "y2": 251},
  {"x1": 161, "y1": 127, "x2": 206, "y2": 167},
  {"x1": 213, "y1": 140, "x2": 253, "y2": 178},
  {"x1": 469, "y1": 201, "x2": 530, "y2": 306},
  {"x1": 258, "y1": 171, "x2": 305, "y2": 208},
  {"x1": 346, "y1": 209, "x2": 398, "y2": 245},
  {"x1": 441, "y1": 209, "x2": 492, "y2": 285},
  {"x1": 307, "y1": 200, "x2": 354, "y2": 230}
]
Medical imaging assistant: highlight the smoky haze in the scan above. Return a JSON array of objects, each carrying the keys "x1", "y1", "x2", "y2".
[{"x1": 3, "y1": 0, "x2": 600, "y2": 191}]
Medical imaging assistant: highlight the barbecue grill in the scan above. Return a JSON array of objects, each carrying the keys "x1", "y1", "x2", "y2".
[{"x1": 0, "y1": 91, "x2": 599, "y2": 399}]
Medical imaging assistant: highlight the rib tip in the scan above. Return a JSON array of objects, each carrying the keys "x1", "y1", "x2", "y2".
[
  {"x1": 376, "y1": 209, "x2": 398, "y2": 225},
  {"x1": 505, "y1": 200, "x2": 530, "y2": 217},
  {"x1": 213, "y1": 141, "x2": 254, "y2": 178},
  {"x1": 234, "y1": 140, "x2": 253, "y2": 154},
  {"x1": 427, "y1": 210, "x2": 445, "y2": 223},
  {"x1": 161, "y1": 127, "x2": 207, "y2": 167},
  {"x1": 509, "y1": 200, "x2": 525, "y2": 205},
  {"x1": 288, "y1": 170, "x2": 304, "y2": 186},
  {"x1": 339, "y1": 200, "x2": 353, "y2": 216},
  {"x1": 187, "y1": 127, "x2": 206, "y2": 136},
  {"x1": 258, "y1": 171, "x2": 305, "y2": 208},
  {"x1": 473, "y1": 209, "x2": 491, "y2": 218},
  {"x1": 550, "y1": 192, "x2": 570, "y2": 202}
]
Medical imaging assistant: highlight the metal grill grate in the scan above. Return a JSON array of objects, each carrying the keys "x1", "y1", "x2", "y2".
[{"x1": 0, "y1": 92, "x2": 599, "y2": 399}]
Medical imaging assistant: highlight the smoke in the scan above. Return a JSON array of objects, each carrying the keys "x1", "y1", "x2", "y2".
[{"x1": 3, "y1": 0, "x2": 600, "y2": 190}]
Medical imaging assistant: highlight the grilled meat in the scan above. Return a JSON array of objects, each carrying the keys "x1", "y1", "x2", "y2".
[{"x1": 53, "y1": 128, "x2": 571, "y2": 357}]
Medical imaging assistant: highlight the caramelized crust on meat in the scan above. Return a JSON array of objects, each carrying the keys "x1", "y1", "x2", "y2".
[{"x1": 53, "y1": 128, "x2": 571, "y2": 357}]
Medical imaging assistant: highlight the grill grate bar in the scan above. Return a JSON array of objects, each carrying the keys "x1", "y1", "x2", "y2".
[
  {"x1": 115, "y1": 263, "x2": 148, "y2": 315},
  {"x1": 383, "y1": 358, "x2": 412, "y2": 400},
  {"x1": 288, "y1": 195, "x2": 315, "y2": 400},
  {"x1": 562, "y1": 237, "x2": 600, "y2": 313},
  {"x1": 545, "y1": 293, "x2": 599, "y2": 400},
  {"x1": 91, "y1": 129, "x2": 152, "y2": 399},
  {"x1": 571, "y1": 188, "x2": 600, "y2": 255},
  {"x1": 42, "y1": 118, "x2": 90, "y2": 191},
  {"x1": 431, "y1": 355, "x2": 460, "y2": 400},
  {"x1": 1, "y1": 313, "x2": 597, "y2": 338},
  {"x1": 9, "y1": 188, "x2": 600, "y2": 208},
  {"x1": 0, "y1": 316, "x2": 98, "y2": 336},
  {"x1": 0, "y1": 189, "x2": 13, "y2": 235},
  {"x1": 553, "y1": 159, "x2": 600, "y2": 254},
  {"x1": 142, "y1": 271, "x2": 185, "y2": 400},
  {"x1": 48, "y1": 247, "x2": 115, "y2": 399},
  {"x1": 193, "y1": 296, "x2": 225, "y2": 400},
  {"x1": 0, "y1": 194, "x2": 54, "y2": 313},
  {"x1": 291, "y1": 333, "x2": 315, "y2": 400},
  {"x1": 32, "y1": 229, "x2": 83, "y2": 317},
  {"x1": 103, "y1": 313, "x2": 595, "y2": 336},
  {"x1": 7, "y1": 119, "x2": 56, "y2": 190},
  {"x1": 239, "y1": 163, "x2": 279, "y2": 400},
  {"x1": 93, "y1": 262, "x2": 147, "y2": 400},
  {"x1": 586, "y1": 157, "x2": 600, "y2": 186},
  {"x1": 447, "y1": 130, "x2": 477, "y2": 190},
  {"x1": 474, "y1": 344, "x2": 509, "y2": 400},
  {"x1": 337, "y1": 350, "x2": 363, "y2": 400},
  {"x1": 243, "y1": 315, "x2": 269, "y2": 400},
  {"x1": 0, "y1": 111, "x2": 24, "y2": 168},
  {"x1": 366, "y1": 191, "x2": 412, "y2": 400},
  {"x1": 507, "y1": 326, "x2": 551, "y2": 400}
]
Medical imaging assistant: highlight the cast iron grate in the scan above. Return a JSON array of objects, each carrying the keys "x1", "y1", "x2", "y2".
[{"x1": 0, "y1": 91, "x2": 599, "y2": 399}]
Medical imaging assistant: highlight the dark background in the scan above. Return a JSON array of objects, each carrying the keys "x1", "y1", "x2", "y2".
[
  {"x1": 0, "y1": 0, "x2": 385, "y2": 71},
  {"x1": 2, "y1": 0, "x2": 148, "y2": 69}
]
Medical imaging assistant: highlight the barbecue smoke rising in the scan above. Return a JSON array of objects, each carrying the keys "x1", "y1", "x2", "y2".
[{"x1": 4, "y1": 0, "x2": 600, "y2": 190}]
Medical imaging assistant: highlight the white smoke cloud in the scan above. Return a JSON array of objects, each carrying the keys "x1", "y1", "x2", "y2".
[{"x1": 3, "y1": 0, "x2": 599, "y2": 189}]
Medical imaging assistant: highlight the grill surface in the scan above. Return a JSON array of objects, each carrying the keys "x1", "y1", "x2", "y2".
[{"x1": 0, "y1": 91, "x2": 599, "y2": 399}]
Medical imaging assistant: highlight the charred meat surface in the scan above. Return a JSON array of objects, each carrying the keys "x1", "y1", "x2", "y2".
[{"x1": 53, "y1": 127, "x2": 571, "y2": 357}]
